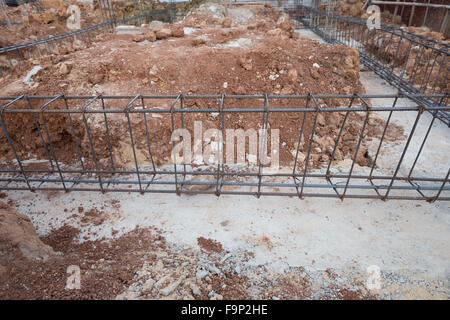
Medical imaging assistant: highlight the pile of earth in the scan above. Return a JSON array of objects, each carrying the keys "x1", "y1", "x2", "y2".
[
  {"x1": 0, "y1": 2, "x2": 403, "y2": 171},
  {"x1": 330, "y1": 0, "x2": 403, "y2": 26}
]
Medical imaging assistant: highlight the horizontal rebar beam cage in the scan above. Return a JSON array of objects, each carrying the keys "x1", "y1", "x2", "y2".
[
  {"x1": 291, "y1": 3, "x2": 450, "y2": 126},
  {"x1": 0, "y1": 94, "x2": 449, "y2": 201}
]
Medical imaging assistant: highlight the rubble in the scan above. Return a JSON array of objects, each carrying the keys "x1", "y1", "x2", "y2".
[
  {"x1": 23, "y1": 65, "x2": 42, "y2": 85},
  {"x1": 0, "y1": 2, "x2": 404, "y2": 171},
  {"x1": 149, "y1": 20, "x2": 165, "y2": 32},
  {"x1": 116, "y1": 25, "x2": 145, "y2": 35},
  {"x1": 0, "y1": 0, "x2": 447, "y2": 303},
  {"x1": 333, "y1": 0, "x2": 448, "y2": 40},
  {"x1": 191, "y1": 37, "x2": 206, "y2": 46},
  {"x1": 363, "y1": 29, "x2": 449, "y2": 93}
]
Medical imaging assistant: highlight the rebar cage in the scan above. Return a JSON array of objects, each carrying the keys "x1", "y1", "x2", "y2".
[
  {"x1": 0, "y1": 94, "x2": 448, "y2": 201},
  {"x1": 292, "y1": 2, "x2": 450, "y2": 126}
]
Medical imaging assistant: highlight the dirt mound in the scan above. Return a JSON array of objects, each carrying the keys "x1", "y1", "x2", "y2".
[
  {"x1": 0, "y1": 0, "x2": 103, "y2": 48},
  {"x1": 334, "y1": 0, "x2": 365, "y2": 19},
  {"x1": 197, "y1": 237, "x2": 223, "y2": 253},
  {"x1": 0, "y1": 3, "x2": 403, "y2": 171},
  {"x1": 0, "y1": 201, "x2": 55, "y2": 261}
]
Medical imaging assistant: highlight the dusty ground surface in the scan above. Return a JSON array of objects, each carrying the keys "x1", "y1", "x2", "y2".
[{"x1": 0, "y1": 2, "x2": 449, "y2": 300}]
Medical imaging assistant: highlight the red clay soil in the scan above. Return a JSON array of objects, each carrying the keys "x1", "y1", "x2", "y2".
[
  {"x1": 331, "y1": 0, "x2": 449, "y2": 40},
  {"x1": 197, "y1": 236, "x2": 223, "y2": 253},
  {"x1": 0, "y1": 221, "x2": 377, "y2": 300},
  {"x1": 361, "y1": 27, "x2": 449, "y2": 93},
  {"x1": 330, "y1": 0, "x2": 404, "y2": 27},
  {"x1": 0, "y1": 224, "x2": 168, "y2": 299},
  {"x1": 321, "y1": 1, "x2": 448, "y2": 95},
  {"x1": 0, "y1": 0, "x2": 104, "y2": 48},
  {"x1": 0, "y1": 4, "x2": 403, "y2": 171},
  {"x1": 0, "y1": 0, "x2": 181, "y2": 48}
]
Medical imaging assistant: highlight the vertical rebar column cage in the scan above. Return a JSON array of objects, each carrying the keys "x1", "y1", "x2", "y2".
[{"x1": 0, "y1": 94, "x2": 448, "y2": 201}]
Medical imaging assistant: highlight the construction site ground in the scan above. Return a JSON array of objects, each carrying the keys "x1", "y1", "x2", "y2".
[{"x1": 0, "y1": 2, "x2": 449, "y2": 300}]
